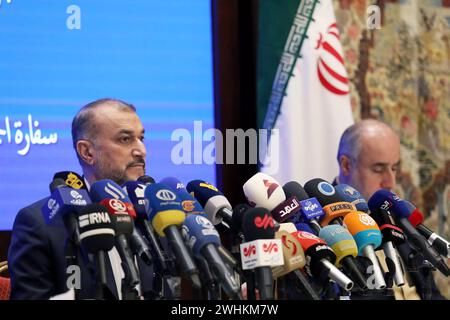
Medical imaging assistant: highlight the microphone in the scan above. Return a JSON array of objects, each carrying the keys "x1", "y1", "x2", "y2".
[
  {"x1": 45, "y1": 176, "x2": 90, "y2": 300},
  {"x1": 43, "y1": 179, "x2": 91, "y2": 250},
  {"x1": 123, "y1": 180, "x2": 170, "y2": 271},
  {"x1": 186, "y1": 180, "x2": 233, "y2": 226},
  {"x1": 282, "y1": 181, "x2": 324, "y2": 234},
  {"x1": 367, "y1": 205, "x2": 406, "y2": 287},
  {"x1": 77, "y1": 203, "x2": 116, "y2": 300},
  {"x1": 52, "y1": 171, "x2": 87, "y2": 191},
  {"x1": 295, "y1": 222, "x2": 317, "y2": 235},
  {"x1": 160, "y1": 177, "x2": 207, "y2": 218},
  {"x1": 368, "y1": 190, "x2": 450, "y2": 276},
  {"x1": 182, "y1": 214, "x2": 242, "y2": 299},
  {"x1": 90, "y1": 180, "x2": 142, "y2": 298},
  {"x1": 242, "y1": 173, "x2": 300, "y2": 223},
  {"x1": 334, "y1": 184, "x2": 369, "y2": 213},
  {"x1": 145, "y1": 183, "x2": 201, "y2": 288},
  {"x1": 403, "y1": 200, "x2": 450, "y2": 258},
  {"x1": 303, "y1": 178, "x2": 356, "y2": 226},
  {"x1": 277, "y1": 222, "x2": 298, "y2": 234},
  {"x1": 273, "y1": 230, "x2": 321, "y2": 300},
  {"x1": 99, "y1": 198, "x2": 141, "y2": 296},
  {"x1": 137, "y1": 175, "x2": 156, "y2": 185},
  {"x1": 291, "y1": 230, "x2": 354, "y2": 292},
  {"x1": 231, "y1": 203, "x2": 251, "y2": 236},
  {"x1": 240, "y1": 207, "x2": 283, "y2": 300},
  {"x1": 319, "y1": 225, "x2": 368, "y2": 291},
  {"x1": 342, "y1": 211, "x2": 386, "y2": 289}
]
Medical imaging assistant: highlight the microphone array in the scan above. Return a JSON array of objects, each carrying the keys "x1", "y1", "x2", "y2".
[{"x1": 41, "y1": 170, "x2": 449, "y2": 300}]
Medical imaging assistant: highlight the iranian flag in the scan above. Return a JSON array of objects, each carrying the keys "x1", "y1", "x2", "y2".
[{"x1": 258, "y1": 0, "x2": 354, "y2": 185}]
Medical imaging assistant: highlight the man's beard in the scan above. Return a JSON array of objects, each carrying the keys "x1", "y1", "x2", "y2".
[{"x1": 93, "y1": 157, "x2": 145, "y2": 186}]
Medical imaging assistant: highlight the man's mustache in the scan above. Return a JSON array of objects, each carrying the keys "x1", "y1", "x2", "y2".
[{"x1": 127, "y1": 159, "x2": 146, "y2": 168}]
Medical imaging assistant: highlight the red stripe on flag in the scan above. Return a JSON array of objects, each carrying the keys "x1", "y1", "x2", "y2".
[
  {"x1": 322, "y1": 41, "x2": 345, "y2": 65},
  {"x1": 317, "y1": 63, "x2": 349, "y2": 95},
  {"x1": 319, "y1": 58, "x2": 348, "y2": 84}
]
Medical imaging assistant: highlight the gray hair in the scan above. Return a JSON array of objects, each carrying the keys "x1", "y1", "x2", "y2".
[
  {"x1": 71, "y1": 98, "x2": 136, "y2": 163},
  {"x1": 337, "y1": 123, "x2": 362, "y2": 163}
]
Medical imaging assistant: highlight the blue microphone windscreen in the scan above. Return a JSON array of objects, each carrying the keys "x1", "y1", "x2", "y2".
[
  {"x1": 352, "y1": 229, "x2": 382, "y2": 255},
  {"x1": 295, "y1": 222, "x2": 315, "y2": 235},
  {"x1": 90, "y1": 179, "x2": 131, "y2": 203},
  {"x1": 144, "y1": 183, "x2": 182, "y2": 221},
  {"x1": 335, "y1": 184, "x2": 369, "y2": 213},
  {"x1": 368, "y1": 189, "x2": 411, "y2": 219},
  {"x1": 160, "y1": 177, "x2": 186, "y2": 191},
  {"x1": 42, "y1": 187, "x2": 91, "y2": 225},
  {"x1": 122, "y1": 181, "x2": 148, "y2": 219},
  {"x1": 182, "y1": 214, "x2": 220, "y2": 257},
  {"x1": 319, "y1": 224, "x2": 354, "y2": 247},
  {"x1": 175, "y1": 190, "x2": 207, "y2": 217},
  {"x1": 299, "y1": 198, "x2": 324, "y2": 222}
]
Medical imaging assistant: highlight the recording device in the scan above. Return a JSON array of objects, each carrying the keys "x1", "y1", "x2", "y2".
[
  {"x1": 282, "y1": 181, "x2": 324, "y2": 234},
  {"x1": 100, "y1": 198, "x2": 141, "y2": 298},
  {"x1": 242, "y1": 173, "x2": 300, "y2": 223},
  {"x1": 145, "y1": 183, "x2": 201, "y2": 288},
  {"x1": 343, "y1": 211, "x2": 386, "y2": 289},
  {"x1": 160, "y1": 177, "x2": 207, "y2": 218},
  {"x1": 52, "y1": 171, "x2": 87, "y2": 191},
  {"x1": 368, "y1": 190, "x2": 450, "y2": 276},
  {"x1": 367, "y1": 205, "x2": 406, "y2": 287},
  {"x1": 402, "y1": 200, "x2": 450, "y2": 258},
  {"x1": 319, "y1": 225, "x2": 368, "y2": 291},
  {"x1": 186, "y1": 180, "x2": 233, "y2": 226},
  {"x1": 123, "y1": 180, "x2": 169, "y2": 270},
  {"x1": 137, "y1": 175, "x2": 155, "y2": 185},
  {"x1": 303, "y1": 178, "x2": 356, "y2": 226},
  {"x1": 77, "y1": 203, "x2": 116, "y2": 300},
  {"x1": 240, "y1": 207, "x2": 283, "y2": 300},
  {"x1": 334, "y1": 184, "x2": 369, "y2": 213},
  {"x1": 292, "y1": 230, "x2": 354, "y2": 292},
  {"x1": 273, "y1": 230, "x2": 321, "y2": 300},
  {"x1": 182, "y1": 214, "x2": 242, "y2": 299},
  {"x1": 90, "y1": 180, "x2": 142, "y2": 299}
]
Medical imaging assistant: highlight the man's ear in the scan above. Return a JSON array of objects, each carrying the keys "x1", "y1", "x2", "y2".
[
  {"x1": 339, "y1": 155, "x2": 352, "y2": 177},
  {"x1": 76, "y1": 140, "x2": 94, "y2": 165}
]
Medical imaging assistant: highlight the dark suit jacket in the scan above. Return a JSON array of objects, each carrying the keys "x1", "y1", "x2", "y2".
[{"x1": 8, "y1": 197, "x2": 118, "y2": 300}]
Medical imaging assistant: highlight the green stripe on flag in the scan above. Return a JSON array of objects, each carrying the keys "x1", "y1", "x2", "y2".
[{"x1": 257, "y1": 0, "x2": 319, "y2": 130}]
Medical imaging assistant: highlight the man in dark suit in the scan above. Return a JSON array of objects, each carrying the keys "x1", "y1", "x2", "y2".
[
  {"x1": 8, "y1": 98, "x2": 150, "y2": 299},
  {"x1": 335, "y1": 119, "x2": 445, "y2": 300}
]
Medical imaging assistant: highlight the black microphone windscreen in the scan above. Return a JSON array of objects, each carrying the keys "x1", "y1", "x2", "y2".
[
  {"x1": 49, "y1": 178, "x2": 67, "y2": 193},
  {"x1": 52, "y1": 171, "x2": 87, "y2": 190},
  {"x1": 303, "y1": 178, "x2": 342, "y2": 206},
  {"x1": 232, "y1": 203, "x2": 250, "y2": 233},
  {"x1": 242, "y1": 207, "x2": 275, "y2": 241},
  {"x1": 137, "y1": 175, "x2": 155, "y2": 185},
  {"x1": 282, "y1": 181, "x2": 309, "y2": 201},
  {"x1": 77, "y1": 204, "x2": 115, "y2": 253}
]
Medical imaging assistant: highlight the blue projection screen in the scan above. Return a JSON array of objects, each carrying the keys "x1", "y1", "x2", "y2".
[{"x1": 0, "y1": 1, "x2": 215, "y2": 230}]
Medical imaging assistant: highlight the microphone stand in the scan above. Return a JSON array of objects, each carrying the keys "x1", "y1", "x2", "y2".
[
  {"x1": 63, "y1": 213, "x2": 81, "y2": 300},
  {"x1": 94, "y1": 251, "x2": 109, "y2": 300},
  {"x1": 120, "y1": 265, "x2": 140, "y2": 300},
  {"x1": 244, "y1": 270, "x2": 257, "y2": 300},
  {"x1": 138, "y1": 220, "x2": 174, "y2": 299},
  {"x1": 195, "y1": 257, "x2": 220, "y2": 300},
  {"x1": 397, "y1": 242, "x2": 437, "y2": 300}
]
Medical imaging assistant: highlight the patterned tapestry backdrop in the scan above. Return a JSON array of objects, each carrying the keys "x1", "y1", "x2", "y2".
[{"x1": 334, "y1": 0, "x2": 450, "y2": 297}]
